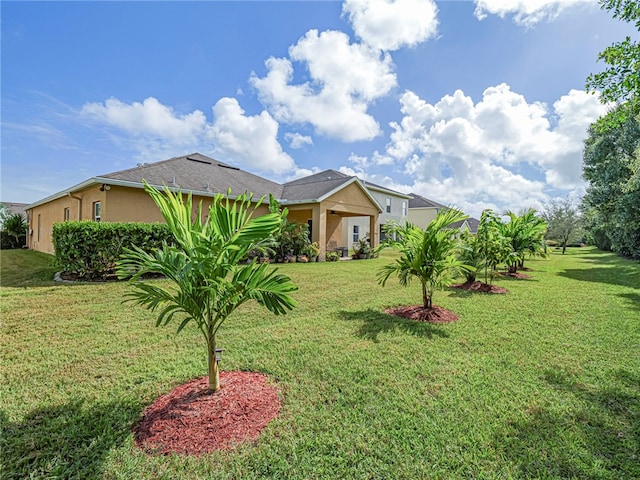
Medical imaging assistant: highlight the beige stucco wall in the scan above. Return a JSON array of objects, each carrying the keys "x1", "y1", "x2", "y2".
[
  {"x1": 28, "y1": 184, "x2": 106, "y2": 254},
  {"x1": 27, "y1": 184, "x2": 272, "y2": 254},
  {"x1": 407, "y1": 207, "x2": 438, "y2": 229}
]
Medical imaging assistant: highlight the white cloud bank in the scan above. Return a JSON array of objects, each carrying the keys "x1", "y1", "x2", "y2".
[
  {"x1": 81, "y1": 96, "x2": 295, "y2": 174},
  {"x1": 342, "y1": 0, "x2": 439, "y2": 51},
  {"x1": 473, "y1": 0, "x2": 592, "y2": 26},
  {"x1": 251, "y1": 0, "x2": 440, "y2": 142},
  {"x1": 349, "y1": 84, "x2": 607, "y2": 217},
  {"x1": 251, "y1": 29, "x2": 396, "y2": 142}
]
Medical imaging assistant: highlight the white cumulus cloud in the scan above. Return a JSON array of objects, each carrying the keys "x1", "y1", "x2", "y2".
[
  {"x1": 376, "y1": 83, "x2": 607, "y2": 215},
  {"x1": 473, "y1": 0, "x2": 591, "y2": 27},
  {"x1": 342, "y1": 0, "x2": 439, "y2": 51},
  {"x1": 208, "y1": 98, "x2": 295, "y2": 174},
  {"x1": 81, "y1": 96, "x2": 295, "y2": 174},
  {"x1": 250, "y1": 29, "x2": 396, "y2": 142},
  {"x1": 285, "y1": 132, "x2": 314, "y2": 149},
  {"x1": 82, "y1": 97, "x2": 207, "y2": 145}
]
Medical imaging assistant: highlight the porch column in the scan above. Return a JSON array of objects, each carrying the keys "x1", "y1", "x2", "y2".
[
  {"x1": 312, "y1": 205, "x2": 327, "y2": 261},
  {"x1": 369, "y1": 215, "x2": 378, "y2": 249}
]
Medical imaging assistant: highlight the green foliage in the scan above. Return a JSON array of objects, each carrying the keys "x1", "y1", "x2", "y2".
[
  {"x1": 541, "y1": 198, "x2": 583, "y2": 254},
  {"x1": 115, "y1": 182, "x2": 297, "y2": 392},
  {"x1": 582, "y1": 109, "x2": 640, "y2": 259},
  {"x1": 461, "y1": 209, "x2": 514, "y2": 284},
  {"x1": 53, "y1": 221, "x2": 174, "y2": 279},
  {"x1": 0, "y1": 213, "x2": 27, "y2": 249},
  {"x1": 496, "y1": 209, "x2": 548, "y2": 273},
  {"x1": 586, "y1": 0, "x2": 639, "y2": 120},
  {"x1": 352, "y1": 237, "x2": 372, "y2": 258},
  {"x1": 379, "y1": 209, "x2": 470, "y2": 309}
]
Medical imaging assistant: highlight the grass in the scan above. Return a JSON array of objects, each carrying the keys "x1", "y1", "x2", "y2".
[{"x1": 1, "y1": 247, "x2": 638, "y2": 479}]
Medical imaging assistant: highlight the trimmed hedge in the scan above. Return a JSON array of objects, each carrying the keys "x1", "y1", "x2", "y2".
[{"x1": 53, "y1": 221, "x2": 174, "y2": 279}]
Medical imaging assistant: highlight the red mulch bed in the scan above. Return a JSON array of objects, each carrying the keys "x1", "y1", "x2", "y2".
[
  {"x1": 451, "y1": 281, "x2": 508, "y2": 294},
  {"x1": 499, "y1": 272, "x2": 532, "y2": 279},
  {"x1": 134, "y1": 371, "x2": 281, "y2": 456},
  {"x1": 385, "y1": 305, "x2": 459, "y2": 323}
]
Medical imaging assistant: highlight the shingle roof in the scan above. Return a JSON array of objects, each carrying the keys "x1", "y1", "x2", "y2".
[
  {"x1": 282, "y1": 170, "x2": 355, "y2": 201},
  {"x1": 1, "y1": 202, "x2": 28, "y2": 217},
  {"x1": 407, "y1": 193, "x2": 447, "y2": 209},
  {"x1": 100, "y1": 153, "x2": 284, "y2": 199}
]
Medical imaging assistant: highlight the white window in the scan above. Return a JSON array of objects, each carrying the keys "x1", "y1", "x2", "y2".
[
  {"x1": 93, "y1": 201, "x2": 101, "y2": 222},
  {"x1": 402, "y1": 201, "x2": 407, "y2": 217},
  {"x1": 386, "y1": 197, "x2": 391, "y2": 214},
  {"x1": 353, "y1": 225, "x2": 359, "y2": 243},
  {"x1": 64, "y1": 207, "x2": 70, "y2": 221}
]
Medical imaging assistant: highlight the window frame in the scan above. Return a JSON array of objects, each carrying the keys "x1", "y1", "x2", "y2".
[{"x1": 93, "y1": 201, "x2": 102, "y2": 222}]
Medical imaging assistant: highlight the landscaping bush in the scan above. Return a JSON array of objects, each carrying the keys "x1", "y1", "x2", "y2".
[{"x1": 53, "y1": 221, "x2": 174, "y2": 279}]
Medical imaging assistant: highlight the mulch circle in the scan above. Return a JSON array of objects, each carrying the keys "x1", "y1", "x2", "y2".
[
  {"x1": 499, "y1": 272, "x2": 532, "y2": 279},
  {"x1": 385, "y1": 305, "x2": 459, "y2": 323},
  {"x1": 451, "y1": 281, "x2": 508, "y2": 294},
  {"x1": 134, "y1": 371, "x2": 281, "y2": 456}
]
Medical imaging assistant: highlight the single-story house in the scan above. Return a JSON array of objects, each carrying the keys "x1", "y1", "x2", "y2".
[{"x1": 25, "y1": 153, "x2": 392, "y2": 259}]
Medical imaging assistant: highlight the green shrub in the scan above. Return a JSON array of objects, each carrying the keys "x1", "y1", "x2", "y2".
[{"x1": 53, "y1": 221, "x2": 174, "y2": 279}]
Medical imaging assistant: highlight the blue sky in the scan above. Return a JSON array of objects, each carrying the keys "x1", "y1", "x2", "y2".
[{"x1": 2, "y1": 0, "x2": 635, "y2": 217}]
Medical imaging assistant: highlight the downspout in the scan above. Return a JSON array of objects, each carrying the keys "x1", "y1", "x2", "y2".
[{"x1": 69, "y1": 192, "x2": 82, "y2": 220}]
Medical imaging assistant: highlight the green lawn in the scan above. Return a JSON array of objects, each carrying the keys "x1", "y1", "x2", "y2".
[{"x1": 1, "y1": 247, "x2": 638, "y2": 479}]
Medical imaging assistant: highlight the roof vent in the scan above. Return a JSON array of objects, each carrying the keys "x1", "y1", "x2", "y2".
[
  {"x1": 187, "y1": 156, "x2": 212, "y2": 165},
  {"x1": 217, "y1": 163, "x2": 240, "y2": 171},
  {"x1": 204, "y1": 182, "x2": 210, "y2": 191},
  {"x1": 169, "y1": 176, "x2": 177, "y2": 185}
]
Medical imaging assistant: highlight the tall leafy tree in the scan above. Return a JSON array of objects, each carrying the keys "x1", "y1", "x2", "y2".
[
  {"x1": 378, "y1": 209, "x2": 470, "y2": 310},
  {"x1": 586, "y1": 0, "x2": 639, "y2": 125},
  {"x1": 541, "y1": 198, "x2": 583, "y2": 254},
  {"x1": 582, "y1": 109, "x2": 640, "y2": 258},
  {"x1": 116, "y1": 183, "x2": 297, "y2": 392}
]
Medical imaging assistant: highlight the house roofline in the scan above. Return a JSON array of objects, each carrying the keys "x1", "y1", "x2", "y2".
[
  {"x1": 25, "y1": 177, "x2": 271, "y2": 211},
  {"x1": 360, "y1": 181, "x2": 412, "y2": 199}
]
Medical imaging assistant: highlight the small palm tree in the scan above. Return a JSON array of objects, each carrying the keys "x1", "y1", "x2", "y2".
[
  {"x1": 379, "y1": 209, "x2": 470, "y2": 310},
  {"x1": 2, "y1": 213, "x2": 27, "y2": 248},
  {"x1": 116, "y1": 182, "x2": 297, "y2": 393},
  {"x1": 499, "y1": 209, "x2": 547, "y2": 273}
]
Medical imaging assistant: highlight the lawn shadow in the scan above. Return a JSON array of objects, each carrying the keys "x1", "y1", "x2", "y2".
[
  {"x1": 618, "y1": 292, "x2": 640, "y2": 311},
  {"x1": 339, "y1": 309, "x2": 449, "y2": 343},
  {"x1": 557, "y1": 265, "x2": 640, "y2": 290},
  {"x1": 1, "y1": 398, "x2": 140, "y2": 478},
  {"x1": 492, "y1": 368, "x2": 640, "y2": 479}
]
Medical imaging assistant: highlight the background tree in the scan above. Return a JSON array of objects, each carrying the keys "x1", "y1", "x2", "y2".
[
  {"x1": 116, "y1": 183, "x2": 297, "y2": 392},
  {"x1": 378, "y1": 209, "x2": 470, "y2": 310},
  {"x1": 0, "y1": 203, "x2": 12, "y2": 230},
  {"x1": 1, "y1": 213, "x2": 27, "y2": 249},
  {"x1": 541, "y1": 198, "x2": 583, "y2": 254},
  {"x1": 582, "y1": 109, "x2": 640, "y2": 258}
]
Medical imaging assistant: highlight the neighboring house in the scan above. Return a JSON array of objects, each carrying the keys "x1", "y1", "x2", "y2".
[
  {"x1": 1, "y1": 202, "x2": 28, "y2": 218},
  {"x1": 343, "y1": 178, "x2": 411, "y2": 249},
  {"x1": 407, "y1": 193, "x2": 479, "y2": 233},
  {"x1": 25, "y1": 153, "x2": 383, "y2": 259}
]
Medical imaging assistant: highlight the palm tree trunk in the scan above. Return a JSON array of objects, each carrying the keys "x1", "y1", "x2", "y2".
[
  {"x1": 422, "y1": 283, "x2": 432, "y2": 309},
  {"x1": 208, "y1": 336, "x2": 221, "y2": 392}
]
